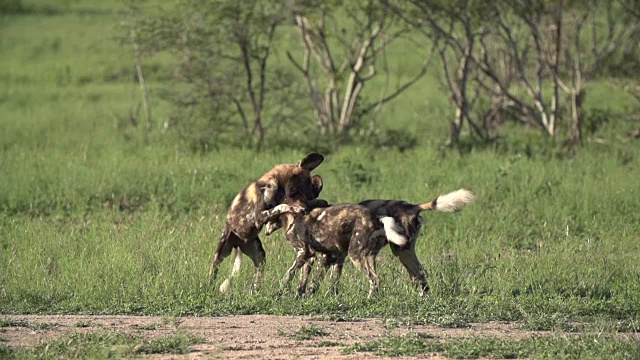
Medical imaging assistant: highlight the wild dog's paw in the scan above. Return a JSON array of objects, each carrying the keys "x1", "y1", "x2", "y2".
[
  {"x1": 261, "y1": 205, "x2": 284, "y2": 218},
  {"x1": 279, "y1": 204, "x2": 305, "y2": 214},
  {"x1": 265, "y1": 204, "x2": 306, "y2": 216},
  {"x1": 290, "y1": 205, "x2": 306, "y2": 214},
  {"x1": 272, "y1": 204, "x2": 292, "y2": 213}
]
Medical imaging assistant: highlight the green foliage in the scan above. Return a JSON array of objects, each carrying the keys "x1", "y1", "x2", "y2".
[
  {"x1": 2, "y1": 144, "x2": 639, "y2": 323},
  {"x1": 29, "y1": 322, "x2": 60, "y2": 330},
  {"x1": 135, "y1": 333, "x2": 204, "y2": 354},
  {"x1": 5, "y1": 332, "x2": 140, "y2": 359},
  {"x1": 1, "y1": 6, "x2": 640, "y2": 359},
  {"x1": 0, "y1": 319, "x2": 29, "y2": 328},
  {"x1": 293, "y1": 325, "x2": 329, "y2": 340},
  {"x1": 344, "y1": 333, "x2": 640, "y2": 358},
  {"x1": 0, "y1": 331, "x2": 204, "y2": 359},
  {"x1": 343, "y1": 333, "x2": 442, "y2": 356},
  {"x1": 74, "y1": 321, "x2": 97, "y2": 328},
  {"x1": 131, "y1": 323, "x2": 159, "y2": 330},
  {"x1": 0, "y1": 0, "x2": 25, "y2": 14},
  {"x1": 317, "y1": 340, "x2": 345, "y2": 347},
  {"x1": 128, "y1": 0, "x2": 305, "y2": 150}
]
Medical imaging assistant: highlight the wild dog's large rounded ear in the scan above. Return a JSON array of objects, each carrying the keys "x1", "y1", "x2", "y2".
[
  {"x1": 311, "y1": 175, "x2": 323, "y2": 198},
  {"x1": 297, "y1": 153, "x2": 324, "y2": 171}
]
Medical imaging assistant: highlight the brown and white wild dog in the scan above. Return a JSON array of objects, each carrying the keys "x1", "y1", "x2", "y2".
[
  {"x1": 208, "y1": 153, "x2": 324, "y2": 294},
  {"x1": 263, "y1": 189, "x2": 475, "y2": 297},
  {"x1": 262, "y1": 202, "x2": 390, "y2": 298}
]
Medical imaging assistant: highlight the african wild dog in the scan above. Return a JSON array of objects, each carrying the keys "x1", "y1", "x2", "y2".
[
  {"x1": 208, "y1": 153, "x2": 324, "y2": 294},
  {"x1": 262, "y1": 203, "x2": 392, "y2": 298},
  {"x1": 263, "y1": 189, "x2": 475, "y2": 297},
  {"x1": 357, "y1": 189, "x2": 475, "y2": 295}
]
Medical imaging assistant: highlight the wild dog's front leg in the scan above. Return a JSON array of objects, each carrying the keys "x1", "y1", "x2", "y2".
[
  {"x1": 279, "y1": 247, "x2": 311, "y2": 294},
  {"x1": 265, "y1": 200, "x2": 327, "y2": 236},
  {"x1": 297, "y1": 256, "x2": 315, "y2": 297},
  {"x1": 208, "y1": 226, "x2": 235, "y2": 287},
  {"x1": 327, "y1": 262, "x2": 345, "y2": 296},
  {"x1": 240, "y1": 236, "x2": 267, "y2": 294},
  {"x1": 307, "y1": 254, "x2": 331, "y2": 296},
  {"x1": 259, "y1": 204, "x2": 305, "y2": 227}
]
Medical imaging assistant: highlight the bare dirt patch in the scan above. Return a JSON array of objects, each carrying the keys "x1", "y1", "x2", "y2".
[{"x1": 0, "y1": 314, "x2": 555, "y2": 359}]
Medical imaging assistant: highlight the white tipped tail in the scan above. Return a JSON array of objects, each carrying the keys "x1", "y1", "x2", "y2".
[
  {"x1": 380, "y1": 217, "x2": 409, "y2": 246},
  {"x1": 419, "y1": 189, "x2": 475, "y2": 212},
  {"x1": 219, "y1": 249, "x2": 243, "y2": 294}
]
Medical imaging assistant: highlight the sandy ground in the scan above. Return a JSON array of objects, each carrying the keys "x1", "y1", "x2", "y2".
[{"x1": 1, "y1": 314, "x2": 556, "y2": 359}]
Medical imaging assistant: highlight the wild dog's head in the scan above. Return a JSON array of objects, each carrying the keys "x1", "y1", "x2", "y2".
[
  {"x1": 264, "y1": 174, "x2": 324, "y2": 235},
  {"x1": 258, "y1": 153, "x2": 324, "y2": 209}
]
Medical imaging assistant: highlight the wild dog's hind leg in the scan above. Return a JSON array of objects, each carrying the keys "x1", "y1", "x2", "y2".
[
  {"x1": 307, "y1": 254, "x2": 346, "y2": 296},
  {"x1": 307, "y1": 254, "x2": 330, "y2": 296},
  {"x1": 327, "y1": 260, "x2": 345, "y2": 295},
  {"x1": 240, "y1": 236, "x2": 267, "y2": 294},
  {"x1": 364, "y1": 255, "x2": 380, "y2": 298},
  {"x1": 390, "y1": 242, "x2": 429, "y2": 296},
  {"x1": 350, "y1": 255, "x2": 378, "y2": 298},
  {"x1": 349, "y1": 223, "x2": 382, "y2": 298},
  {"x1": 208, "y1": 226, "x2": 236, "y2": 287},
  {"x1": 219, "y1": 248, "x2": 243, "y2": 294}
]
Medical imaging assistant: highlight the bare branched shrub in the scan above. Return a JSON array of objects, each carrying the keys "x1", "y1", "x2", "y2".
[
  {"x1": 129, "y1": 0, "x2": 302, "y2": 150},
  {"x1": 390, "y1": 0, "x2": 640, "y2": 147},
  {"x1": 288, "y1": 0, "x2": 431, "y2": 140}
]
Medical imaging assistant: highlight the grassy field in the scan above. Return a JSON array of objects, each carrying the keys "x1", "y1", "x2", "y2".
[{"x1": 1, "y1": 1, "x2": 640, "y2": 358}]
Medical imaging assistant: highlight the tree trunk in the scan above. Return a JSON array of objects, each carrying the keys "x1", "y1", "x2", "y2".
[
  {"x1": 568, "y1": 89, "x2": 584, "y2": 146},
  {"x1": 448, "y1": 107, "x2": 464, "y2": 145},
  {"x1": 550, "y1": 2, "x2": 563, "y2": 137},
  {"x1": 130, "y1": 26, "x2": 152, "y2": 131}
]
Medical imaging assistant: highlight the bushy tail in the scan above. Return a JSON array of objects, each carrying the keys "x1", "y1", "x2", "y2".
[{"x1": 418, "y1": 189, "x2": 475, "y2": 212}]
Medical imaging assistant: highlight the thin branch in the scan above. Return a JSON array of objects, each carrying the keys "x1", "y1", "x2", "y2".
[{"x1": 361, "y1": 42, "x2": 436, "y2": 115}]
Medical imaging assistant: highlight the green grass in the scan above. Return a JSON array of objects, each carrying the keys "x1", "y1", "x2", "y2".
[
  {"x1": 343, "y1": 332, "x2": 640, "y2": 359},
  {"x1": 0, "y1": 319, "x2": 59, "y2": 330},
  {"x1": 130, "y1": 323, "x2": 159, "y2": 331},
  {"x1": 28, "y1": 322, "x2": 60, "y2": 330},
  {"x1": 293, "y1": 325, "x2": 329, "y2": 340},
  {"x1": 3, "y1": 147, "x2": 638, "y2": 323},
  {"x1": 1, "y1": 2, "x2": 640, "y2": 358},
  {"x1": 0, "y1": 331, "x2": 204, "y2": 359},
  {"x1": 3, "y1": 332, "x2": 139, "y2": 359},
  {"x1": 135, "y1": 333, "x2": 204, "y2": 355},
  {"x1": 74, "y1": 321, "x2": 98, "y2": 328},
  {"x1": 0, "y1": 319, "x2": 29, "y2": 328},
  {"x1": 317, "y1": 340, "x2": 345, "y2": 347}
]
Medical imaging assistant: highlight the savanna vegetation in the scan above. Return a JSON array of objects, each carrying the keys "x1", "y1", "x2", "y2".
[{"x1": 1, "y1": 0, "x2": 639, "y2": 358}]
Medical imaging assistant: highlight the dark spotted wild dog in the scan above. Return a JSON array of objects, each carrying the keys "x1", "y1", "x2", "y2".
[
  {"x1": 263, "y1": 189, "x2": 475, "y2": 297},
  {"x1": 358, "y1": 189, "x2": 475, "y2": 295},
  {"x1": 208, "y1": 153, "x2": 324, "y2": 294},
  {"x1": 261, "y1": 203, "x2": 393, "y2": 298}
]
